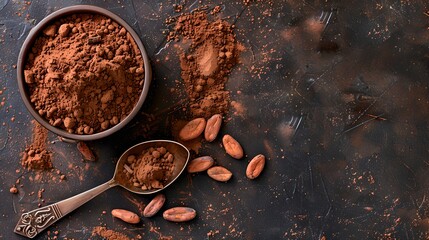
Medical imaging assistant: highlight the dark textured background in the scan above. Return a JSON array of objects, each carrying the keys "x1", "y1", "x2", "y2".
[{"x1": 1, "y1": 0, "x2": 429, "y2": 239}]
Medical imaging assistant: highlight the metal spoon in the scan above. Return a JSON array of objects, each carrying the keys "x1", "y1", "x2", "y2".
[{"x1": 14, "y1": 140, "x2": 190, "y2": 239}]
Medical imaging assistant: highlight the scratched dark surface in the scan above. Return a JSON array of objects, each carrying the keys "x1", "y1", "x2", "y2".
[{"x1": 1, "y1": 0, "x2": 429, "y2": 239}]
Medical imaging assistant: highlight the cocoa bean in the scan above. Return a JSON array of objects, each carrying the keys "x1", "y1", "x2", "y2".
[
  {"x1": 163, "y1": 207, "x2": 196, "y2": 222},
  {"x1": 246, "y1": 154, "x2": 265, "y2": 179},
  {"x1": 77, "y1": 142, "x2": 96, "y2": 161},
  {"x1": 143, "y1": 193, "x2": 166, "y2": 217},
  {"x1": 9, "y1": 186, "x2": 18, "y2": 194},
  {"x1": 179, "y1": 118, "x2": 206, "y2": 141},
  {"x1": 111, "y1": 209, "x2": 140, "y2": 224},
  {"x1": 187, "y1": 156, "x2": 215, "y2": 173},
  {"x1": 207, "y1": 166, "x2": 232, "y2": 182},
  {"x1": 204, "y1": 114, "x2": 222, "y2": 142},
  {"x1": 222, "y1": 134, "x2": 244, "y2": 159}
]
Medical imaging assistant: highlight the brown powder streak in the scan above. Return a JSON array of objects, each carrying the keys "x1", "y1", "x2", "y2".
[
  {"x1": 92, "y1": 226, "x2": 131, "y2": 240},
  {"x1": 169, "y1": 10, "x2": 242, "y2": 118},
  {"x1": 21, "y1": 120, "x2": 52, "y2": 170}
]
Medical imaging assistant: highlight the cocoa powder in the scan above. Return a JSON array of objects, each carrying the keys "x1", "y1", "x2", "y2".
[
  {"x1": 25, "y1": 14, "x2": 144, "y2": 135},
  {"x1": 123, "y1": 146, "x2": 175, "y2": 191},
  {"x1": 21, "y1": 120, "x2": 52, "y2": 169},
  {"x1": 169, "y1": 10, "x2": 242, "y2": 118},
  {"x1": 92, "y1": 226, "x2": 131, "y2": 240}
]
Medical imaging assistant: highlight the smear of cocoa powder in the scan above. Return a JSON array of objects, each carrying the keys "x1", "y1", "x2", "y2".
[
  {"x1": 149, "y1": 223, "x2": 173, "y2": 240},
  {"x1": 168, "y1": 10, "x2": 242, "y2": 118},
  {"x1": 92, "y1": 226, "x2": 131, "y2": 240},
  {"x1": 21, "y1": 120, "x2": 52, "y2": 170},
  {"x1": 231, "y1": 100, "x2": 247, "y2": 118}
]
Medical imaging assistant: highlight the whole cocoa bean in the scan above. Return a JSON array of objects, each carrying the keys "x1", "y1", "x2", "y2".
[
  {"x1": 204, "y1": 114, "x2": 222, "y2": 142},
  {"x1": 111, "y1": 209, "x2": 140, "y2": 224},
  {"x1": 77, "y1": 142, "x2": 96, "y2": 161},
  {"x1": 187, "y1": 156, "x2": 215, "y2": 173},
  {"x1": 179, "y1": 118, "x2": 206, "y2": 141},
  {"x1": 222, "y1": 134, "x2": 244, "y2": 159},
  {"x1": 207, "y1": 166, "x2": 232, "y2": 182},
  {"x1": 163, "y1": 207, "x2": 196, "y2": 222},
  {"x1": 143, "y1": 193, "x2": 166, "y2": 217},
  {"x1": 246, "y1": 154, "x2": 266, "y2": 179}
]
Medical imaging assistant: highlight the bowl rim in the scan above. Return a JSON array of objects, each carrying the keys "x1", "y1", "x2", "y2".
[{"x1": 17, "y1": 5, "x2": 152, "y2": 141}]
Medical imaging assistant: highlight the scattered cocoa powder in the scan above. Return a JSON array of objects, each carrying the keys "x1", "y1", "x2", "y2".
[
  {"x1": 168, "y1": 10, "x2": 242, "y2": 118},
  {"x1": 37, "y1": 188, "x2": 44, "y2": 199},
  {"x1": 92, "y1": 226, "x2": 131, "y2": 240},
  {"x1": 24, "y1": 14, "x2": 144, "y2": 134},
  {"x1": 21, "y1": 120, "x2": 52, "y2": 169},
  {"x1": 148, "y1": 223, "x2": 173, "y2": 240},
  {"x1": 230, "y1": 100, "x2": 247, "y2": 118},
  {"x1": 123, "y1": 146, "x2": 175, "y2": 191}
]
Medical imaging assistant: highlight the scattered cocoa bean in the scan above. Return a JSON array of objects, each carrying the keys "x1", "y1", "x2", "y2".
[
  {"x1": 246, "y1": 154, "x2": 265, "y2": 179},
  {"x1": 10, "y1": 186, "x2": 18, "y2": 194},
  {"x1": 207, "y1": 166, "x2": 232, "y2": 182},
  {"x1": 111, "y1": 209, "x2": 140, "y2": 224},
  {"x1": 143, "y1": 193, "x2": 166, "y2": 217},
  {"x1": 179, "y1": 118, "x2": 206, "y2": 141},
  {"x1": 163, "y1": 207, "x2": 196, "y2": 222},
  {"x1": 222, "y1": 134, "x2": 244, "y2": 159},
  {"x1": 204, "y1": 114, "x2": 222, "y2": 142},
  {"x1": 77, "y1": 142, "x2": 96, "y2": 161},
  {"x1": 187, "y1": 156, "x2": 215, "y2": 173}
]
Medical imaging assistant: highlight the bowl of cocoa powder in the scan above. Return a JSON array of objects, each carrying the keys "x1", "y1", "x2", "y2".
[{"x1": 17, "y1": 5, "x2": 151, "y2": 141}]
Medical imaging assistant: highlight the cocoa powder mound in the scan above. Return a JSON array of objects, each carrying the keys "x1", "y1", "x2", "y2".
[
  {"x1": 24, "y1": 14, "x2": 144, "y2": 135},
  {"x1": 123, "y1": 146, "x2": 175, "y2": 191},
  {"x1": 168, "y1": 10, "x2": 242, "y2": 118},
  {"x1": 21, "y1": 120, "x2": 52, "y2": 170}
]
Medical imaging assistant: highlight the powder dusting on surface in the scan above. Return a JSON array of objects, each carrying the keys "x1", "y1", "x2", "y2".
[
  {"x1": 168, "y1": 10, "x2": 242, "y2": 118},
  {"x1": 21, "y1": 120, "x2": 52, "y2": 170},
  {"x1": 92, "y1": 226, "x2": 131, "y2": 240}
]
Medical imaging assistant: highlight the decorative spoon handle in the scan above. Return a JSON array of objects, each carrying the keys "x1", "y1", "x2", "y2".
[{"x1": 14, "y1": 179, "x2": 117, "y2": 239}]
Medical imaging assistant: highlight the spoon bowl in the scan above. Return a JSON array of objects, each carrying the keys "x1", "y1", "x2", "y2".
[{"x1": 14, "y1": 140, "x2": 190, "y2": 239}]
